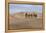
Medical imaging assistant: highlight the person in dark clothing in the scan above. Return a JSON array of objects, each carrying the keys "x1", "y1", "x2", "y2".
[{"x1": 25, "y1": 13, "x2": 27, "y2": 18}]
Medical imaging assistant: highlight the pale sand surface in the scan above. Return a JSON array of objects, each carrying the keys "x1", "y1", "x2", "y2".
[{"x1": 8, "y1": 13, "x2": 43, "y2": 30}]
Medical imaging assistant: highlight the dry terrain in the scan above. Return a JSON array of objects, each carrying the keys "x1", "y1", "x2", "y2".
[{"x1": 8, "y1": 12, "x2": 43, "y2": 30}]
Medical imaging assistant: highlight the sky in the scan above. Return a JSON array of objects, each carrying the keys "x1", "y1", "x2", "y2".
[{"x1": 9, "y1": 4, "x2": 42, "y2": 14}]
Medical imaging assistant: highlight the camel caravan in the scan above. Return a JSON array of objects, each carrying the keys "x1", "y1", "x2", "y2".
[{"x1": 25, "y1": 12, "x2": 37, "y2": 18}]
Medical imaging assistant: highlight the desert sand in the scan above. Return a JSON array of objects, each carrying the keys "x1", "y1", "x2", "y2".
[{"x1": 8, "y1": 12, "x2": 43, "y2": 30}]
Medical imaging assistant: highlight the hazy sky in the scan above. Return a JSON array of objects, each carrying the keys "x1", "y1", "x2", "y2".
[{"x1": 9, "y1": 4, "x2": 42, "y2": 14}]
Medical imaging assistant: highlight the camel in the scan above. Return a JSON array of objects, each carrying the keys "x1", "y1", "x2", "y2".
[{"x1": 25, "y1": 13, "x2": 37, "y2": 18}]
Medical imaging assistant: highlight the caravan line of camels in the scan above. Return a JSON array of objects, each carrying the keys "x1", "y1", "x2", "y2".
[{"x1": 25, "y1": 12, "x2": 37, "y2": 18}]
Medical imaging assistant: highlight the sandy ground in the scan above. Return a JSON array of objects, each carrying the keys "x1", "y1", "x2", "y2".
[{"x1": 8, "y1": 13, "x2": 43, "y2": 30}]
